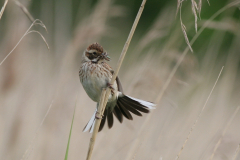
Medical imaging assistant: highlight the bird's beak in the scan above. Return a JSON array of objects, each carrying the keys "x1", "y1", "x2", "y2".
[{"x1": 102, "y1": 52, "x2": 110, "y2": 61}]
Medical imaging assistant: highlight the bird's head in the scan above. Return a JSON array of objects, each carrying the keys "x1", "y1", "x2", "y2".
[{"x1": 83, "y1": 43, "x2": 110, "y2": 63}]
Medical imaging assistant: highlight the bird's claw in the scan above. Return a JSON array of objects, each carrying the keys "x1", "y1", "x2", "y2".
[
  {"x1": 95, "y1": 112, "x2": 103, "y2": 119},
  {"x1": 107, "y1": 83, "x2": 114, "y2": 90}
]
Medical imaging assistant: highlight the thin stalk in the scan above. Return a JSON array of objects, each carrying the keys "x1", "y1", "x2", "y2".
[
  {"x1": 85, "y1": 0, "x2": 148, "y2": 159},
  {"x1": 232, "y1": 144, "x2": 240, "y2": 160},
  {"x1": 14, "y1": 0, "x2": 34, "y2": 22},
  {"x1": 64, "y1": 100, "x2": 77, "y2": 160},
  {"x1": 86, "y1": 89, "x2": 106, "y2": 160},
  {"x1": 0, "y1": 19, "x2": 49, "y2": 66},
  {"x1": 175, "y1": 66, "x2": 224, "y2": 160},
  {"x1": 209, "y1": 106, "x2": 240, "y2": 160},
  {"x1": 0, "y1": 0, "x2": 8, "y2": 20}
]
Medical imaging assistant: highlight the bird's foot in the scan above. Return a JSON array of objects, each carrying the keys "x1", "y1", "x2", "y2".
[
  {"x1": 95, "y1": 112, "x2": 103, "y2": 119},
  {"x1": 107, "y1": 82, "x2": 114, "y2": 90}
]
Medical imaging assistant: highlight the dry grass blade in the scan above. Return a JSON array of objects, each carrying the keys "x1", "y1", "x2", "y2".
[
  {"x1": 191, "y1": 0, "x2": 198, "y2": 32},
  {"x1": 0, "y1": 0, "x2": 8, "y2": 20},
  {"x1": 177, "y1": 0, "x2": 213, "y2": 51},
  {"x1": 209, "y1": 106, "x2": 240, "y2": 160},
  {"x1": 207, "y1": 0, "x2": 210, "y2": 6},
  {"x1": 85, "y1": 0, "x2": 148, "y2": 159},
  {"x1": 179, "y1": 3, "x2": 193, "y2": 52},
  {"x1": 175, "y1": 66, "x2": 224, "y2": 160},
  {"x1": 177, "y1": 0, "x2": 199, "y2": 32},
  {"x1": 21, "y1": 100, "x2": 54, "y2": 160},
  {"x1": 198, "y1": 0, "x2": 202, "y2": 15},
  {"x1": 232, "y1": 144, "x2": 240, "y2": 160},
  {"x1": 0, "y1": 19, "x2": 49, "y2": 66},
  {"x1": 14, "y1": 0, "x2": 34, "y2": 22},
  {"x1": 26, "y1": 31, "x2": 50, "y2": 49},
  {"x1": 176, "y1": 0, "x2": 183, "y2": 17}
]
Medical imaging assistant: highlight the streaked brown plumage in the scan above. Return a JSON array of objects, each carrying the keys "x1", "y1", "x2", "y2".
[{"x1": 79, "y1": 43, "x2": 155, "y2": 132}]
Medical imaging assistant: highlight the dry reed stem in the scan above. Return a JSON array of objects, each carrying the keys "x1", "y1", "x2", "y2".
[
  {"x1": 132, "y1": 142, "x2": 142, "y2": 160},
  {"x1": 179, "y1": 3, "x2": 193, "y2": 52},
  {"x1": 125, "y1": 2, "x2": 240, "y2": 159},
  {"x1": 232, "y1": 144, "x2": 240, "y2": 160},
  {"x1": 175, "y1": 66, "x2": 224, "y2": 160},
  {"x1": 85, "y1": 0, "x2": 148, "y2": 159},
  {"x1": 0, "y1": 0, "x2": 8, "y2": 20},
  {"x1": 0, "y1": 19, "x2": 49, "y2": 66},
  {"x1": 209, "y1": 106, "x2": 240, "y2": 160},
  {"x1": 108, "y1": 0, "x2": 147, "y2": 84},
  {"x1": 21, "y1": 100, "x2": 54, "y2": 160},
  {"x1": 14, "y1": 0, "x2": 34, "y2": 22},
  {"x1": 86, "y1": 89, "x2": 106, "y2": 160}
]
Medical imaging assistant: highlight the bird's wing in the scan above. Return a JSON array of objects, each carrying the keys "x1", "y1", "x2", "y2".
[
  {"x1": 116, "y1": 76, "x2": 124, "y2": 93},
  {"x1": 103, "y1": 62, "x2": 124, "y2": 93},
  {"x1": 110, "y1": 70, "x2": 124, "y2": 93}
]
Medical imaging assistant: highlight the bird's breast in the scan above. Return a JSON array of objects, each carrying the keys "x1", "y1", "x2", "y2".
[{"x1": 79, "y1": 62, "x2": 115, "y2": 102}]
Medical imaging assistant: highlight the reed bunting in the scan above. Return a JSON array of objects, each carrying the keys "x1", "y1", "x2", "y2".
[{"x1": 79, "y1": 43, "x2": 155, "y2": 132}]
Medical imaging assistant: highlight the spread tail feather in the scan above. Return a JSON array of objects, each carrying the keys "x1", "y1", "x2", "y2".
[
  {"x1": 123, "y1": 95, "x2": 156, "y2": 110},
  {"x1": 82, "y1": 109, "x2": 107, "y2": 133},
  {"x1": 83, "y1": 109, "x2": 97, "y2": 133},
  {"x1": 83, "y1": 94, "x2": 155, "y2": 133}
]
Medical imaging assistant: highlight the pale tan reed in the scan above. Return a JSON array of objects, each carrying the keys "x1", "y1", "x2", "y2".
[
  {"x1": 175, "y1": 66, "x2": 224, "y2": 160},
  {"x1": 85, "y1": 0, "x2": 148, "y2": 159},
  {"x1": 85, "y1": 89, "x2": 106, "y2": 160},
  {"x1": 14, "y1": 0, "x2": 34, "y2": 22},
  {"x1": 0, "y1": 0, "x2": 8, "y2": 20},
  {"x1": 232, "y1": 144, "x2": 240, "y2": 160},
  {"x1": 209, "y1": 106, "x2": 240, "y2": 160},
  {"x1": 0, "y1": 19, "x2": 49, "y2": 66}
]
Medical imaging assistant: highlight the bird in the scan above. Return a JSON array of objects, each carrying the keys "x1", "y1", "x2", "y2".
[{"x1": 79, "y1": 42, "x2": 155, "y2": 133}]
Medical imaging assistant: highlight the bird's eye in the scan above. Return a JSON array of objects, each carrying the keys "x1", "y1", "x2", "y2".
[{"x1": 93, "y1": 52, "x2": 97, "y2": 55}]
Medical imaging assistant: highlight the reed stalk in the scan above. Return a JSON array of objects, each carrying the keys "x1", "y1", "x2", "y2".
[
  {"x1": 209, "y1": 106, "x2": 240, "y2": 160},
  {"x1": 175, "y1": 66, "x2": 224, "y2": 160},
  {"x1": 0, "y1": 0, "x2": 8, "y2": 20},
  {"x1": 85, "y1": 0, "x2": 148, "y2": 159}
]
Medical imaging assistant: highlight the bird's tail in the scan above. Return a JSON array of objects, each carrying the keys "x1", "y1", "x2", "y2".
[
  {"x1": 83, "y1": 94, "x2": 155, "y2": 133},
  {"x1": 83, "y1": 109, "x2": 97, "y2": 133}
]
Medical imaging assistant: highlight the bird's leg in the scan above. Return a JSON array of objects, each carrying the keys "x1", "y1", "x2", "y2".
[
  {"x1": 95, "y1": 111, "x2": 103, "y2": 119},
  {"x1": 107, "y1": 82, "x2": 114, "y2": 90},
  {"x1": 107, "y1": 82, "x2": 115, "y2": 95}
]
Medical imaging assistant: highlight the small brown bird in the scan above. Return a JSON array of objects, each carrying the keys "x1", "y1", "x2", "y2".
[{"x1": 79, "y1": 43, "x2": 155, "y2": 132}]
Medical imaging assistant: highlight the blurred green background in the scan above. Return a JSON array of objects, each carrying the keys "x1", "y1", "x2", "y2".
[{"x1": 1, "y1": 0, "x2": 238, "y2": 61}]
